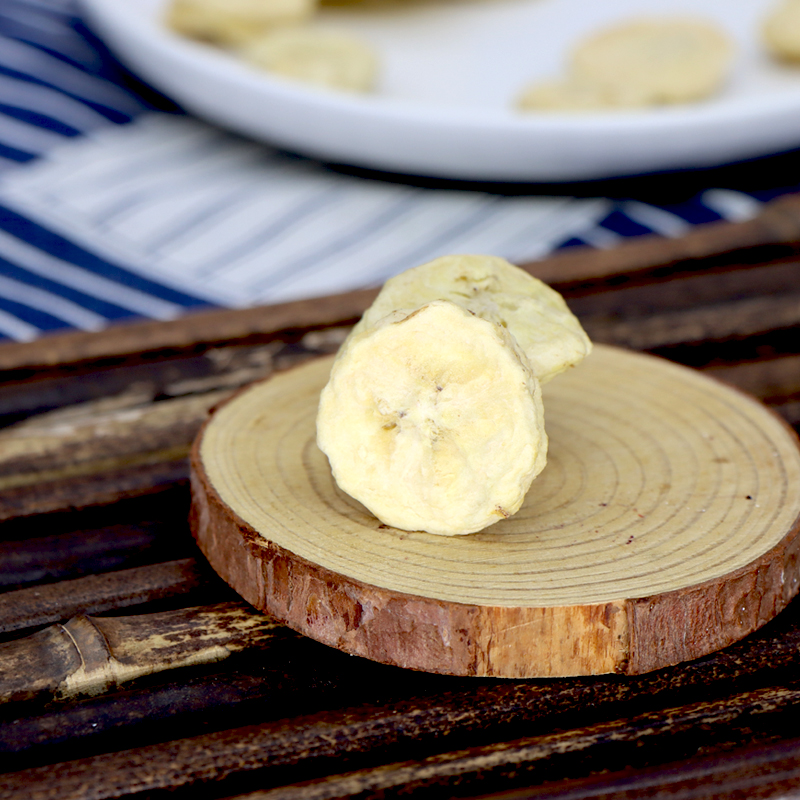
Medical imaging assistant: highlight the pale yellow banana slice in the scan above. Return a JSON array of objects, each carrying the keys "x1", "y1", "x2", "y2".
[
  {"x1": 166, "y1": 0, "x2": 316, "y2": 45},
  {"x1": 351, "y1": 254, "x2": 591, "y2": 384},
  {"x1": 516, "y1": 79, "x2": 613, "y2": 113},
  {"x1": 569, "y1": 19, "x2": 732, "y2": 107},
  {"x1": 763, "y1": 0, "x2": 800, "y2": 62},
  {"x1": 316, "y1": 300, "x2": 547, "y2": 536},
  {"x1": 239, "y1": 27, "x2": 379, "y2": 93}
]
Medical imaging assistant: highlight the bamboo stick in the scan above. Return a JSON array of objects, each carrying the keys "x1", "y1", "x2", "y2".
[
  {"x1": 479, "y1": 737, "x2": 800, "y2": 800},
  {"x1": 581, "y1": 291, "x2": 800, "y2": 351},
  {"x1": 0, "y1": 601, "x2": 286, "y2": 704},
  {"x1": 232, "y1": 685, "x2": 800, "y2": 800},
  {"x1": 0, "y1": 558, "x2": 210, "y2": 634},
  {"x1": 4, "y1": 666, "x2": 800, "y2": 800}
]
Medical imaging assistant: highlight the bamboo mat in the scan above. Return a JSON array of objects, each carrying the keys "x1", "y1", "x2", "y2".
[{"x1": 0, "y1": 195, "x2": 799, "y2": 797}]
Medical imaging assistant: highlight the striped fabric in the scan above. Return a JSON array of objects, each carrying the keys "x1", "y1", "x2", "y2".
[
  {"x1": 0, "y1": 0, "x2": 210, "y2": 340},
  {"x1": 0, "y1": 0, "x2": 787, "y2": 341}
]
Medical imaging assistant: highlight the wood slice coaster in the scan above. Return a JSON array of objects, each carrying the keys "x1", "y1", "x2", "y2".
[{"x1": 190, "y1": 345, "x2": 800, "y2": 678}]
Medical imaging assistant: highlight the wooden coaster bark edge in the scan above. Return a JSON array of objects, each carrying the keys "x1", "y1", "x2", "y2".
[{"x1": 189, "y1": 412, "x2": 800, "y2": 678}]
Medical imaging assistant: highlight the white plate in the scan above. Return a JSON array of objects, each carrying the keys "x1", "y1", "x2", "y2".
[{"x1": 81, "y1": 0, "x2": 800, "y2": 181}]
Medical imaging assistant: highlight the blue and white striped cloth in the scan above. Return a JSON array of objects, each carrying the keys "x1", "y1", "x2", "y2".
[{"x1": 0, "y1": 0, "x2": 790, "y2": 342}]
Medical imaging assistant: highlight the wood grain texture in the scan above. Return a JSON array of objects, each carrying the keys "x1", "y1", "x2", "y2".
[
  {"x1": 226, "y1": 684, "x2": 800, "y2": 800},
  {"x1": 581, "y1": 291, "x2": 800, "y2": 351},
  {"x1": 0, "y1": 288, "x2": 377, "y2": 376},
  {"x1": 0, "y1": 337, "x2": 345, "y2": 519},
  {"x1": 6, "y1": 656, "x2": 800, "y2": 800},
  {"x1": 0, "y1": 521, "x2": 176, "y2": 589},
  {"x1": 529, "y1": 192, "x2": 800, "y2": 290},
  {"x1": 4, "y1": 556, "x2": 800, "y2": 733},
  {"x1": 476, "y1": 736, "x2": 800, "y2": 800},
  {"x1": 705, "y1": 354, "x2": 800, "y2": 403},
  {"x1": 1, "y1": 325, "x2": 797, "y2": 524},
  {"x1": 0, "y1": 458, "x2": 189, "y2": 522},
  {"x1": 0, "y1": 389, "x2": 231, "y2": 492},
  {"x1": 0, "y1": 339, "x2": 279, "y2": 426},
  {"x1": 191, "y1": 346, "x2": 800, "y2": 677},
  {"x1": 0, "y1": 558, "x2": 209, "y2": 634},
  {"x1": 706, "y1": 355, "x2": 800, "y2": 426}
]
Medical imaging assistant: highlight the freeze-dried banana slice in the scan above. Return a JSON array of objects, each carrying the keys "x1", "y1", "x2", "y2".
[
  {"x1": 516, "y1": 79, "x2": 611, "y2": 112},
  {"x1": 569, "y1": 19, "x2": 732, "y2": 107},
  {"x1": 352, "y1": 255, "x2": 591, "y2": 385},
  {"x1": 519, "y1": 18, "x2": 732, "y2": 113},
  {"x1": 316, "y1": 300, "x2": 547, "y2": 536},
  {"x1": 763, "y1": 0, "x2": 800, "y2": 62},
  {"x1": 239, "y1": 27, "x2": 379, "y2": 93},
  {"x1": 166, "y1": 0, "x2": 316, "y2": 45}
]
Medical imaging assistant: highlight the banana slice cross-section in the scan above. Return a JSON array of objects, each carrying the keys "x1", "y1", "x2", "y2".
[{"x1": 317, "y1": 300, "x2": 547, "y2": 536}]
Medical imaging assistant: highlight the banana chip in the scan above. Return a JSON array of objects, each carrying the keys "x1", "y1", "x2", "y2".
[
  {"x1": 239, "y1": 27, "x2": 378, "y2": 93},
  {"x1": 317, "y1": 300, "x2": 547, "y2": 536},
  {"x1": 570, "y1": 19, "x2": 732, "y2": 107},
  {"x1": 316, "y1": 255, "x2": 591, "y2": 536},
  {"x1": 352, "y1": 254, "x2": 591, "y2": 384},
  {"x1": 166, "y1": 0, "x2": 316, "y2": 45},
  {"x1": 518, "y1": 18, "x2": 732, "y2": 112},
  {"x1": 763, "y1": 0, "x2": 800, "y2": 62}
]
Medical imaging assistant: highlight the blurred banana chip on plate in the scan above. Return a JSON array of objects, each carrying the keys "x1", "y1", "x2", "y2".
[{"x1": 518, "y1": 17, "x2": 733, "y2": 111}]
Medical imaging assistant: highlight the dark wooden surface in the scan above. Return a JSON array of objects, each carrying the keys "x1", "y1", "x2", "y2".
[{"x1": 1, "y1": 194, "x2": 800, "y2": 798}]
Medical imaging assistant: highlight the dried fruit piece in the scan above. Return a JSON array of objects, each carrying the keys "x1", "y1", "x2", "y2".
[
  {"x1": 571, "y1": 19, "x2": 732, "y2": 106},
  {"x1": 763, "y1": 0, "x2": 800, "y2": 62},
  {"x1": 352, "y1": 254, "x2": 591, "y2": 384},
  {"x1": 166, "y1": 0, "x2": 316, "y2": 45},
  {"x1": 518, "y1": 18, "x2": 732, "y2": 112},
  {"x1": 239, "y1": 27, "x2": 379, "y2": 93},
  {"x1": 517, "y1": 79, "x2": 611, "y2": 112},
  {"x1": 317, "y1": 300, "x2": 546, "y2": 536}
]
